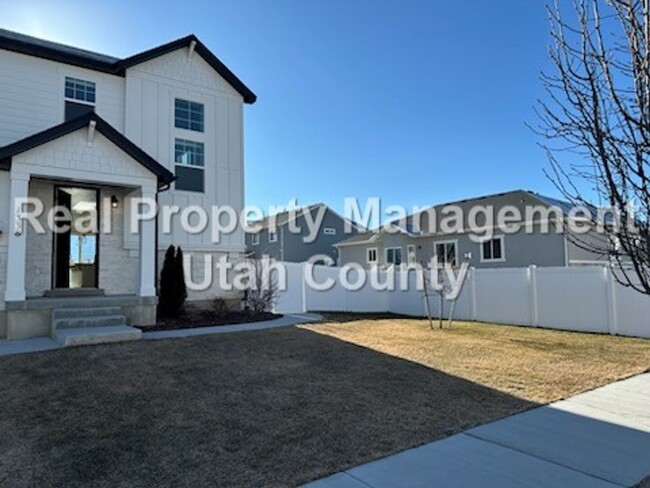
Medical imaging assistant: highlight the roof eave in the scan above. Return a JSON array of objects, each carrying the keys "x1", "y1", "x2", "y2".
[
  {"x1": 0, "y1": 112, "x2": 175, "y2": 186},
  {"x1": 116, "y1": 35, "x2": 257, "y2": 104}
]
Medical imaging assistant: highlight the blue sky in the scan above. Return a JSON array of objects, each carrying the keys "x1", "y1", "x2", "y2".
[{"x1": 2, "y1": 1, "x2": 560, "y2": 214}]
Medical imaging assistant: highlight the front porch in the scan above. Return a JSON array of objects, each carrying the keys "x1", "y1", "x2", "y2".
[
  {"x1": 3, "y1": 176, "x2": 158, "y2": 339},
  {"x1": 0, "y1": 113, "x2": 176, "y2": 340}
]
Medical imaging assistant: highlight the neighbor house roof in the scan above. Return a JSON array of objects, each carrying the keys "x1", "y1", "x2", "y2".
[
  {"x1": 334, "y1": 189, "x2": 576, "y2": 248},
  {"x1": 0, "y1": 29, "x2": 257, "y2": 104},
  {"x1": 0, "y1": 112, "x2": 176, "y2": 187},
  {"x1": 249, "y1": 203, "x2": 365, "y2": 233},
  {"x1": 334, "y1": 222, "x2": 421, "y2": 247}
]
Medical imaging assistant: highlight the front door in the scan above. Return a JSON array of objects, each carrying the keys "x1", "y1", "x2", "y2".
[{"x1": 53, "y1": 187, "x2": 99, "y2": 289}]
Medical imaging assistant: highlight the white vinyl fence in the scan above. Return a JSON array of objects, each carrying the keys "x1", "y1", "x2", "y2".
[{"x1": 274, "y1": 263, "x2": 650, "y2": 338}]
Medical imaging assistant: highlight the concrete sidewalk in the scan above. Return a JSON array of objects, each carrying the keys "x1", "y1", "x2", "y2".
[
  {"x1": 0, "y1": 313, "x2": 322, "y2": 357},
  {"x1": 305, "y1": 373, "x2": 650, "y2": 488},
  {"x1": 142, "y1": 313, "x2": 322, "y2": 340}
]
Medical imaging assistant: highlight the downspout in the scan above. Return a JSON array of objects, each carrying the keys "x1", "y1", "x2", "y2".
[
  {"x1": 155, "y1": 181, "x2": 172, "y2": 291},
  {"x1": 280, "y1": 225, "x2": 285, "y2": 261}
]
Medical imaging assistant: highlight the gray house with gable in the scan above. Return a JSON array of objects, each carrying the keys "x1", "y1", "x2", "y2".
[
  {"x1": 336, "y1": 190, "x2": 612, "y2": 269},
  {"x1": 246, "y1": 203, "x2": 363, "y2": 263}
]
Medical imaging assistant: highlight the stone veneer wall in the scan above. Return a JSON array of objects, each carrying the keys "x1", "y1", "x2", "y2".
[
  {"x1": 25, "y1": 180, "x2": 54, "y2": 297},
  {"x1": 24, "y1": 183, "x2": 139, "y2": 297},
  {"x1": 98, "y1": 188, "x2": 138, "y2": 295}
]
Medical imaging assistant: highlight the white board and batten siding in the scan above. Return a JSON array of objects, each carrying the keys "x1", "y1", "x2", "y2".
[
  {"x1": 124, "y1": 49, "x2": 246, "y2": 254},
  {"x1": 0, "y1": 48, "x2": 126, "y2": 286},
  {"x1": 0, "y1": 49, "x2": 125, "y2": 146},
  {"x1": 274, "y1": 264, "x2": 650, "y2": 339}
]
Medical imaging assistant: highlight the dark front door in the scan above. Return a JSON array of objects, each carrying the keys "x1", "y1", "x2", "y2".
[
  {"x1": 53, "y1": 187, "x2": 100, "y2": 289},
  {"x1": 54, "y1": 188, "x2": 72, "y2": 288}
]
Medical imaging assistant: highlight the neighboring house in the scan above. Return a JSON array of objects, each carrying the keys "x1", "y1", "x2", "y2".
[
  {"x1": 336, "y1": 190, "x2": 612, "y2": 269},
  {"x1": 246, "y1": 204, "x2": 362, "y2": 263},
  {"x1": 0, "y1": 29, "x2": 256, "y2": 340}
]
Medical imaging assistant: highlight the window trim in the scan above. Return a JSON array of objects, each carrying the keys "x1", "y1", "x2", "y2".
[
  {"x1": 64, "y1": 76, "x2": 96, "y2": 106},
  {"x1": 174, "y1": 138, "x2": 205, "y2": 168},
  {"x1": 324, "y1": 227, "x2": 336, "y2": 235},
  {"x1": 385, "y1": 246, "x2": 403, "y2": 266},
  {"x1": 407, "y1": 244, "x2": 417, "y2": 265},
  {"x1": 174, "y1": 138, "x2": 205, "y2": 193},
  {"x1": 433, "y1": 239, "x2": 458, "y2": 267},
  {"x1": 252, "y1": 234, "x2": 260, "y2": 246},
  {"x1": 480, "y1": 235, "x2": 506, "y2": 263},
  {"x1": 269, "y1": 231, "x2": 278, "y2": 243},
  {"x1": 174, "y1": 98, "x2": 205, "y2": 133},
  {"x1": 366, "y1": 247, "x2": 378, "y2": 264}
]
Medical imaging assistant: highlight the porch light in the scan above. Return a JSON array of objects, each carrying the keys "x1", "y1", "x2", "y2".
[{"x1": 111, "y1": 195, "x2": 119, "y2": 208}]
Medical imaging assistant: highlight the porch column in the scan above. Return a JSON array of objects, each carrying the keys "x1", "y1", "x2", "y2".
[
  {"x1": 5, "y1": 172, "x2": 30, "y2": 302},
  {"x1": 138, "y1": 187, "x2": 157, "y2": 297}
]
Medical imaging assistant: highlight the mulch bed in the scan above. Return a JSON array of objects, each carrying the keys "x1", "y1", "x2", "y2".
[{"x1": 141, "y1": 308, "x2": 280, "y2": 332}]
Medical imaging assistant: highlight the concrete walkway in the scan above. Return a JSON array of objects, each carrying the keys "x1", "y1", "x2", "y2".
[
  {"x1": 305, "y1": 373, "x2": 650, "y2": 488},
  {"x1": 0, "y1": 313, "x2": 322, "y2": 357},
  {"x1": 142, "y1": 313, "x2": 322, "y2": 340}
]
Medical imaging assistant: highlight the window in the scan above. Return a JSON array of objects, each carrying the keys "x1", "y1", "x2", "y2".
[
  {"x1": 481, "y1": 236, "x2": 504, "y2": 262},
  {"x1": 407, "y1": 244, "x2": 416, "y2": 265},
  {"x1": 175, "y1": 99, "x2": 204, "y2": 132},
  {"x1": 386, "y1": 247, "x2": 402, "y2": 266},
  {"x1": 367, "y1": 247, "x2": 378, "y2": 264},
  {"x1": 324, "y1": 227, "x2": 336, "y2": 235},
  {"x1": 65, "y1": 77, "x2": 96, "y2": 103},
  {"x1": 174, "y1": 139, "x2": 205, "y2": 192},
  {"x1": 435, "y1": 240, "x2": 457, "y2": 266},
  {"x1": 252, "y1": 234, "x2": 260, "y2": 246},
  {"x1": 269, "y1": 231, "x2": 278, "y2": 243},
  {"x1": 64, "y1": 77, "x2": 95, "y2": 121}
]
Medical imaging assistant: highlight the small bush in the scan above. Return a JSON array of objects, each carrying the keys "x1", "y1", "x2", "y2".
[
  {"x1": 244, "y1": 257, "x2": 278, "y2": 315},
  {"x1": 212, "y1": 297, "x2": 230, "y2": 317},
  {"x1": 159, "y1": 245, "x2": 187, "y2": 317}
]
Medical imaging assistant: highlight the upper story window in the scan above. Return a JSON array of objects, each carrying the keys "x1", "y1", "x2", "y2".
[
  {"x1": 174, "y1": 139, "x2": 205, "y2": 192},
  {"x1": 386, "y1": 247, "x2": 402, "y2": 266},
  {"x1": 435, "y1": 240, "x2": 457, "y2": 267},
  {"x1": 175, "y1": 99, "x2": 204, "y2": 132},
  {"x1": 367, "y1": 248, "x2": 378, "y2": 264},
  {"x1": 64, "y1": 77, "x2": 95, "y2": 121},
  {"x1": 324, "y1": 227, "x2": 336, "y2": 235},
  {"x1": 269, "y1": 231, "x2": 278, "y2": 243},
  {"x1": 252, "y1": 234, "x2": 260, "y2": 246},
  {"x1": 65, "y1": 77, "x2": 96, "y2": 104},
  {"x1": 481, "y1": 236, "x2": 505, "y2": 262},
  {"x1": 407, "y1": 244, "x2": 417, "y2": 265}
]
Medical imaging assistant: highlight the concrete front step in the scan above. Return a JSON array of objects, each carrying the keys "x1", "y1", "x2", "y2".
[
  {"x1": 53, "y1": 325, "x2": 142, "y2": 347},
  {"x1": 52, "y1": 307, "x2": 123, "y2": 320},
  {"x1": 54, "y1": 315, "x2": 126, "y2": 330}
]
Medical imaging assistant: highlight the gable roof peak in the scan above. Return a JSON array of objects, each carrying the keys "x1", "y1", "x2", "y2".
[{"x1": 0, "y1": 28, "x2": 256, "y2": 104}]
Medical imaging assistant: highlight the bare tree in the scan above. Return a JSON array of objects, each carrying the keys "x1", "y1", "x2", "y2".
[
  {"x1": 244, "y1": 257, "x2": 280, "y2": 315},
  {"x1": 537, "y1": 0, "x2": 650, "y2": 294}
]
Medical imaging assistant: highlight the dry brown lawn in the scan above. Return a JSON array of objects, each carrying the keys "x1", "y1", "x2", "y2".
[
  {"x1": 303, "y1": 314, "x2": 650, "y2": 403},
  {"x1": 1, "y1": 315, "x2": 648, "y2": 487}
]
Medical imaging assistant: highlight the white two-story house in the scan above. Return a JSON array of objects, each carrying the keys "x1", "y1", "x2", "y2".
[{"x1": 0, "y1": 29, "x2": 256, "y2": 340}]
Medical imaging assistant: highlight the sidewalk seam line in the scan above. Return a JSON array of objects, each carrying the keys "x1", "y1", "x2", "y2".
[
  {"x1": 343, "y1": 471, "x2": 375, "y2": 487},
  {"x1": 462, "y1": 432, "x2": 627, "y2": 487}
]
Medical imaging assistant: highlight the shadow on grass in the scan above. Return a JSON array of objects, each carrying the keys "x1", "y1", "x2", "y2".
[
  {"x1": 316, "y1": 312, "x2": 413, "y2": 324},
  {"x1": 0, "y1": 326, "x2": 537, "y2": 487}
]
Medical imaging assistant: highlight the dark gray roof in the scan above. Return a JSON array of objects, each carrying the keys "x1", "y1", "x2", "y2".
[
  {"x1": 0, "y1": 29, "x2": 256, "y2": 104},
  {"x1": 334, "y1": 231, "x2": 378, "y2": 246},
  {"x1": 531, "y1": 193, "x2": 576, "y2": 214},
  {"x1": 0, "y1": 28, "x2": 119, "y2": 67}
]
